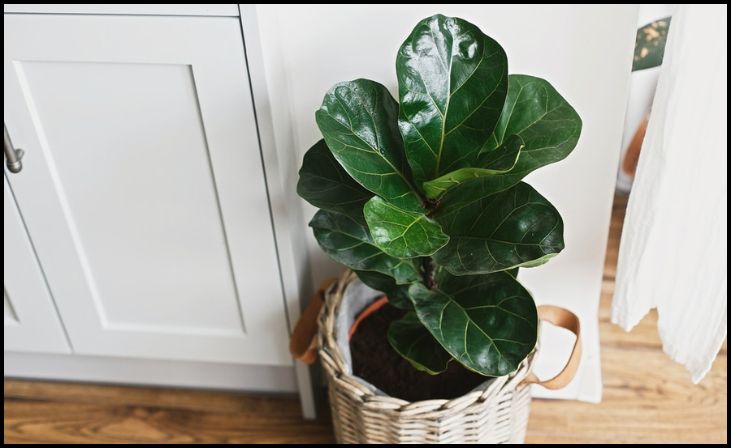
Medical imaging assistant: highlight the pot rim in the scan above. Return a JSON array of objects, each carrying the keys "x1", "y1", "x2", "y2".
[{"x1": 348, "y1": 295, "x2": 388, "y2": 341}]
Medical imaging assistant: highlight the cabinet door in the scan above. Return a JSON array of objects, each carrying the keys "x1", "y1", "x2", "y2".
[
  {"x1": 3, "y1": 14, "x2": 290, "y2": 366},
  {"x1": 4, "y1": 176, "x2": 70, "y2": 354}
]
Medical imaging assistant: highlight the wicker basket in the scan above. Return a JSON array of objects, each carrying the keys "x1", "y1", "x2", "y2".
[{"x1": 289, "y1": 270, "x2": 581, "y2": 444}]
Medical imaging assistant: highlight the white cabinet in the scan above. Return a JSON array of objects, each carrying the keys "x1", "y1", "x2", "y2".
[
  {"x1": 4, "y1": 14, "x2": 290, "y2": 366},
  {"x1": 3, "y1": 4, "x2": 240, "y2": 16},
  {"x1": 4, "y1": 176, "x2": 70, "y2": 354}
]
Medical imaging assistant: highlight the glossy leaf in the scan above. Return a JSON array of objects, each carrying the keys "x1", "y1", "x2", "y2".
[
  {"x1": 388, "y1": 312, "x2": 451, "y2": 374},
  {"x1": 397, "y1": 14, "x2": 508, "y2": 184},
  {"x1": 355, "y1": 270, "x2": 412, "y2": 310},
  {"x1": 409, "y1": 270, "x2": 537, "y2": 376},
  {"x1": 433, "y1": 182, "x2": 564, "y2": 275},
  {"x1": 316, "y1": 79, "x2": 424, "y2": 212},
  {"x1": 309, "y1": 210, "x2": 419, "y2": 284},
  {"x1": 364, "y1": 196, "x2": 449, "y2": 258},
  {"x1": 297, "y1": 139, "x2": 372, "y2": 215},
  {"x1": 481, "y1": 75, "x2": 582, "y2": 191},
  {"x1": 422, "y1": 135, "x2": 524, "y2": 199}
]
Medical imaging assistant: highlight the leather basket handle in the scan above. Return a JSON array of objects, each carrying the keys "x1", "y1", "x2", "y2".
[
  {"x1": 522, "y1": 305, "x2": 582, "y2": 390},
  {"x1": 289, "y1": 278, "x2": 335, "y2": 364}
]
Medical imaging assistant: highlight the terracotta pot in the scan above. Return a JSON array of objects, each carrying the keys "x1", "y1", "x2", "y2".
[{"x1": 347, "y1": 295, "x2": 388, "y2": 340}]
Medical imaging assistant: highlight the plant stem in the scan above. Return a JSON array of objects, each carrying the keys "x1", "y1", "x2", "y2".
[
  {"x1": 421, "y1": 257, "x2": 435, "y2": 289},
  {"x1": 425, "y1": 198, "x2": 441, "y2": 217}
]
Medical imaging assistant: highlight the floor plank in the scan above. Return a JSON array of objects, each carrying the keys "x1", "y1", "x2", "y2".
[
  {"x1": 527, "y1": 193, "x2": 727, "y2": 444},
  {"x1": 4, "y1": 193, "x2": 727, "y2": 444},
  {"x1": 4, "y1": 384, "x2": 335, "y2": 444}
]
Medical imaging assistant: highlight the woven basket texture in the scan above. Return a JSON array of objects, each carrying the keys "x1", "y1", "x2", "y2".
[{"x1": 318, "y1": 271, "x2": 534, "y2": 444}]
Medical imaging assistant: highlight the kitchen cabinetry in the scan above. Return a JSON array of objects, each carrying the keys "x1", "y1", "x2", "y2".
[
  {"x1": 4, "y1": 176, "x2": 70, "y2": 354},
  {"x1": 4, "y1": 9, "x2": 299, "y2": 395}
]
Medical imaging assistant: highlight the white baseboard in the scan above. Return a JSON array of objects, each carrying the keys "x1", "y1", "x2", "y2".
[{"x1": 4, "y1": 351, "x2": 297, "y2": 393}]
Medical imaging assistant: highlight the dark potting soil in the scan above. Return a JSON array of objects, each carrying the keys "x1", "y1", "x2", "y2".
[{"x1": 350, "y1": 304, "x2": 490, "y2": 402}]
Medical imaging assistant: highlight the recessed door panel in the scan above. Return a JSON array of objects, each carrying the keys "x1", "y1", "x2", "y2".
[{"x1": 4, "y1": 14, "x2": 290, "y2": 365}]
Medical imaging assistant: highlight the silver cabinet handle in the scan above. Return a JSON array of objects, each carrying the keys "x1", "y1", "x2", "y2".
[{"x1": 4, "y1": 126, "x2": 24, "y2": 173}]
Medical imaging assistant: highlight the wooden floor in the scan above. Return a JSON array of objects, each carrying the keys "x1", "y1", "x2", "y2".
[{"x1": 4, "y1": 193, "x2": 727, "y2": 444}]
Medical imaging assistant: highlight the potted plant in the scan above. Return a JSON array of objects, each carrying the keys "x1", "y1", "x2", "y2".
[{"x1": 295, "y1": 14, "x2": 582, "y2": 444}]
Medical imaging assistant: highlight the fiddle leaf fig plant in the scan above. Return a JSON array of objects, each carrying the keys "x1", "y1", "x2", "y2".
[{"x1": 297, "y1": 14, "x2": 581, "y2": 377}]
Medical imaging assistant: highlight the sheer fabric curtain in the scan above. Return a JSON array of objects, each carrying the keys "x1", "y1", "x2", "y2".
[{"x1": 612, "y1": 5, "x2": 727, "y2": 382}]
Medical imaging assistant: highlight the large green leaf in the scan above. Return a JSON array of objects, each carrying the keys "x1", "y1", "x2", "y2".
[
  {"x1": 422, "y1": 135, "x2": 524, "y2": 199},
  {"x1": 309, "y1": 210, "x2": 419, "y2": 284},
  {"x1": 397, "y1": 14, "x2": 508, "y2": 184},
  {"x1": 363, "y1": 196, "x2": 449, "y2": 258},
  {"x1": 355, "y1": 270, "x2": 412, "y2": 310},
  {"x1": 388, "y1": 312, "x2": 451, "y2": 374},
  {"x1": 409, "y1": 270, "x2": 537, "y2": 376},
  {"x1": 433, "y1": 182, "x2": 564, "y2": 275},
  {"x1": 297, "y1": 139, "x2": 372, "y2": 215},
  {"x1": 315, "y1": 79, "x2": 424, "y2": 212},
  {"x1": 482, "y1": 75, "x2": 581, "y2": 189}
]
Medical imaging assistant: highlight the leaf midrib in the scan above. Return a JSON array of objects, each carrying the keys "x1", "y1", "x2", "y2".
[
  {"x1": 444, "y1": 295, "x2": 505, "y2": 366},
  {"x1": 326, "y1": 92, "x2": 419, "y2": 200}
]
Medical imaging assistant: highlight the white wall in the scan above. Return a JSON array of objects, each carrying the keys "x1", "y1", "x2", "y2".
[{"x1": 251, "y1": 4, "x2": 638, "y2": 402}]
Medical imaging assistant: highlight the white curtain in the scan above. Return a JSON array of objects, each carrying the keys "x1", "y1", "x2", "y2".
[{"x1": 612, "y1": 5, "x2": 727, "y2": 383}]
